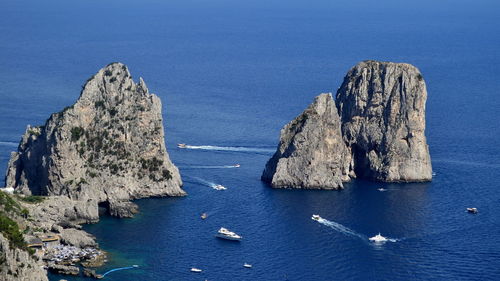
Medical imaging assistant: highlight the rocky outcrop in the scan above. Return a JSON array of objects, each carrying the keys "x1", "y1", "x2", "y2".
[
  {"x1": 263, "y1": 61, "x2": 432, "y2": 188},
  {"x1": 47, "y1": 263, "x2": 79, "y2": 276},
  {"x1": 336, "y1": 61, "x2": 432, "y2": 182},
  {"x1": 5, "y1": 62, "x2": 185, "y2": 218},
  {"x1": 262, "y1": 94, "x2": 351, "y2": 189},
  {"x1": 0, "y1": 233, "x2": 48, "y2": 281}
]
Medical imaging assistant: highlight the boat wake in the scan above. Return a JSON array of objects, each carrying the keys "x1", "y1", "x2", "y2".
[
  {"x1": 0, "y1": 141, "x2": 18, "y2": 147},
  {"x1": 180, "y1": 165, "x2": 240, "y2": 169},
  {"x1": 315, "y1": 217, "x2": 399, "y2": 243},
  {"x1": 101, "y1": 265, "x2": 139, "y2": 277},
  {"x1": 178, "y1": 144, "x2": 274, "y2": 154},
  {"x1": 316, "y1": 218, "x2": 368, "y2": 241},
  {"x1": 191, "y1": 177, "x2": 227, "y2": 190}
]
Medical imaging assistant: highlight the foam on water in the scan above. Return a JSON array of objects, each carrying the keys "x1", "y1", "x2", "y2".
[
  {"x1": 180, "y1": 144, "x2": 274, "y2": 154},
  {"x1": 316, "y1": 217, "x2": 399, "y2": 244},
  {"x1": 0, "y1": 141, "x2": 18, "y2": 147},
  {"x1": 189, "y1": 176, "x2": 227, "y2": 190},
  {"x1": 179, "y1": 165, "x2": 240, "y2": 169}
]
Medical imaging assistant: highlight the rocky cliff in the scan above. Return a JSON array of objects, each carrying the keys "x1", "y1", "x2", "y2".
[
  {"x1": 263, "y1": 60, "x2": 432, "y2": 188},
  {"x1": 262, "y1": 94, "x2": 351, "y2": 189},
  {"x1": 336, "y1": 61, "x2": 432, "y2": 182},
  {"x1": 5, "y1": 62, "x2": 185, "y2": 218},
  {"x1": 0, "y1": 233, "x2": 48, "y2": 281}
]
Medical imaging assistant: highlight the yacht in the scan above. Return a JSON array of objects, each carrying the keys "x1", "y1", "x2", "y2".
[
  {"x1": 311, "y1": 214, "x2": 321, "y2": 221},
  {"x1": 177, "y1": 143, "x2": 187, "y2": 148},
  {"x1": 190, "y1": 268, "x2": 202, "y2": 273},
  {"x1": 216, "y1": 227, "x2": 242, "y2": 241},
  {"x1": 369, "y1": 233, "x2": 388, "y2": 243},
  {"x1": 243, "y1": 263, "x2": 252, "y2": 268},
  {"x1": 213, "y1": 184, "x2": 226, "y2": 190},
  {"x1": 467, "y1": 208, "x2": 478, "y2": 214}
]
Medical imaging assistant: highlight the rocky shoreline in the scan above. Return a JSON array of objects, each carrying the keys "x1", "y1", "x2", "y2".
[{"x1": 1, "y1": 63, "x2": 185, "y2": 280}]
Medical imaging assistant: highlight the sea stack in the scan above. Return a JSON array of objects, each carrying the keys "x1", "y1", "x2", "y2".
[
  {"x1": 263, "y1": 60, "x2": 432, "y2": 189},
  {"x1": 262, "y1": 94, "x2": 351, "y2": 189},
  {"x1": 336, "y1": 60, "x2": 432, "y2": 182},
  {"x1": 5, "y1": 63, "x2": 185, "y2": 217}
]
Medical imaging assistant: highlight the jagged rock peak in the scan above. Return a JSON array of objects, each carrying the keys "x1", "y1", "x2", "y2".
[
  {"x1": 5, "y1": 63, "x2": 185, "y2": 219},
  {"x1": 262, "y1": 60, "x2": 432, "y2": 189},
  {"x1": 336, "y1": 60, "x2": 432, "y2": 182},
  {"x1": 262, "y1": 93, "x2": 351, "y2": 189}
]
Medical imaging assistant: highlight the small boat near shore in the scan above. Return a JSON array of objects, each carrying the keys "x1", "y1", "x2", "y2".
[
  {"x1": 191, "y1": 267, "x2": 202, "y2": 273},
  {"x1": 377, "y1": 187, "x2": 387, "y2": 192},
  {"x1": 178, "y1": 143, "x2": 187, "y2": 148},
  {"x1": 216, "y1": 227, "x2": 242, "y2": 241},
  {"x1": 369, "y1": 233, "x2": 388, "y2": 243},
  {"x1": 467, "y1": 208, "x2": 478, "y2": 214},
  {"x1": 311, "y1": 214, "x2": 321, "y2": 221}
]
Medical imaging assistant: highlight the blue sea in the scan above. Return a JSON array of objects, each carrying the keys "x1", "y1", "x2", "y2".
[{"x1": 1, "y1": 0, "x2": 500, "y2": 280}]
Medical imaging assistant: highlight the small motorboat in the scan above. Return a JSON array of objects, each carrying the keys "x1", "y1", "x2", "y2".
[
  {"x1": 467, "y1": 208, "x2": 478, "y2": 214},
  {"x1": 191, "y1": 268, "x2": 202, "y2": 273},
  {"x1": 177, "y1": 143, "x2": 187, "y2": 148},
  {"x1": 201, "y1": 213, "x2": 208, "y2": 219},
  {"x1": 213, "y1": 184, "x2": 226, "y2": 190},
  {"x1": 234, "y1": 164, "x2": 241, "y2": 168},
  {"x1": 311, "y1": 214, "x2": 321, "y2": 221},
  {"x1": 369, "y1": 233, "x2": 388, "y2": 243},
  {"x1": 377, "y1": 187, "x2": 387, "y2": 192},
  {"x1": 216, "y1": 227, "x2": 242, "y2": 241},
  {"x1": 243, "y1": 263, "x2": 252, "y2": 268},
  {"x1": 132, "y1": 265, "x2": 139, "y2": 268}
]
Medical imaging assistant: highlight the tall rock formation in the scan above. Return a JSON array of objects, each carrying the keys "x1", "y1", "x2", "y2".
[
  {"x1": 263, "y1": 60, "x2": 432, "y2": 189},
  {"x1": 261, "y1": 93, "x2": 351, "y2": 189},
  {"x1": 336, "y1": 60, "x2": 432, "y2": 182},
  {"x1": 5, "y1": 63, "x2": 185, "y2": 218}
]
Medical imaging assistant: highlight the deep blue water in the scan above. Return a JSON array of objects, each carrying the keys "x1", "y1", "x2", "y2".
[{"x1": 1, "y1": 0, "x2": 500, "y2": 280}]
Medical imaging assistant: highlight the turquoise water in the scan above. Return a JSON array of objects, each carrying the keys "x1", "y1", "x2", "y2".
[{"x1": 1, "y1": 0, "x2": 500, "y2": 280}]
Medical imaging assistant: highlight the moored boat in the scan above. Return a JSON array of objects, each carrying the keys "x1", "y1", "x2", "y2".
[
  {"x1": 201, "y1": 213, "x2": 208, "y2": 219},
  {"x1": 243, "y1": 263, "x2": 252, "y2": 268}
]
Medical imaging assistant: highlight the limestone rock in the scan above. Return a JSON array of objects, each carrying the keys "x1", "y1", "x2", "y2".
[
  {"x1": 108, "y1": 201, "x2": 139, "y2": 218},
  {"x1": 0, "y1": 234, "x2": 48, "y2": 281},
  {"x1": 59, "y1": 228, "x2": 97, "y2": 248},
  {"x1": 47, "y1": 263, "x2": 80, "y2": 276},
  {"x1": 263, "y1": 60, "x2": 432, "y2": 188},
  {"x1": 5, "y1": 62, "x2": 185, "y2": 218},
  {"x1": 262, "y1": 93, "x2": 351, "y2": 189},
  {"x1": 336, "y1": 60, "x2": 432, "y2": 182}
]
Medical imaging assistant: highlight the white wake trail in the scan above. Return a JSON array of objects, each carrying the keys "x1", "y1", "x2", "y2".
[
  {"x1": 0, "y1": 141, "x2": 18, "y2": 147},
  {"x1": 181, "y1": 145, "x2": 274, "y2": 154},
  {"x1": 317, "y1": 218, "x2": 368, "y2": 241},
  {"x1": 315, "y1": 217, "x2": 400, "y2": 244},
  {"x1": 180, "y1": 165, "x2": 240, "y2": 169},
  {"x1": 190, "y1": 177, "x2": 226, "y2": 190}
]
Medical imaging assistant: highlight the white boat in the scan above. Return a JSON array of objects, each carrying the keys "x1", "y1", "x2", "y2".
[
  {"x1": 467, "y1": 208, "x2": 478, "y2": 214},
  {"x1": 216, "y1": 227, "x2": 242, "y2": 241},
  {"x1": 369, "y1": 233, "x2": 388, "y2": 243},
  {"x1": 190, "y1": 268, "x2": 202, "y2": 273},
  {"x1": 213, "y1": 184, "x2": 226, "y2": 190},
  {"x1": 311, "y1": 214, "x2": 321, "y2": 221},
  {"x1": 377, "y1": 188, "x2": 387, "y2": 192},
  {"x1": 177, "y1": 143, "x2": 187, "y2": 148},
  {"x1": 234, "y1": 164, "x2": 241, "y2": 167},
  {"x1": 243, "y1": 263, "x2": 252, "y2": 268},
  {"x1": 201, "y1": 213, "x2": 208, "y2": 219}
]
